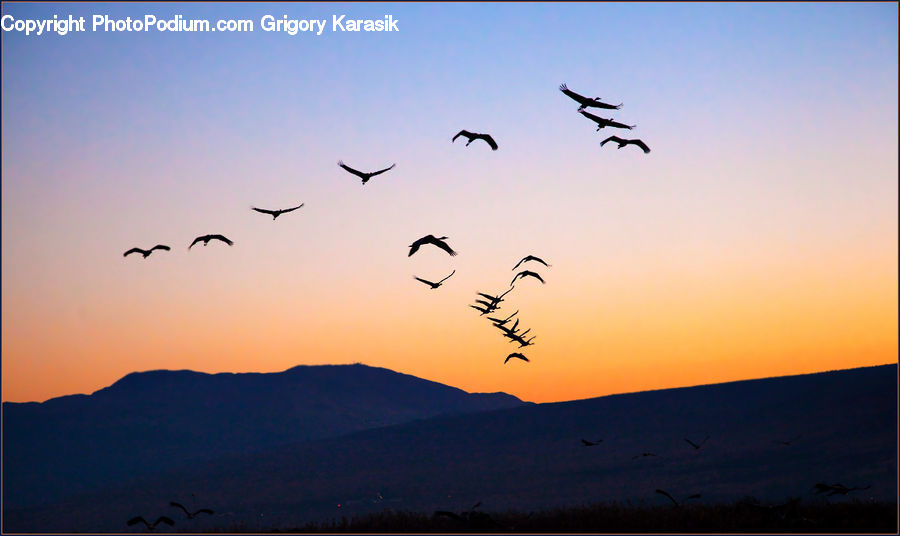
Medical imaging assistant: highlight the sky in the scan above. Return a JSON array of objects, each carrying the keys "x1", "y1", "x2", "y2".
[{"x1": 2, "y1": 2, "x2": 897, "y2": 404}]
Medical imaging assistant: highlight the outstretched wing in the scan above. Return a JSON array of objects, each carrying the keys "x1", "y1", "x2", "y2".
[
  {"x1": 252, "y1": 207, "x2": 277, "y2": 216},
  {"x1": 170, "y1": 502, "x2": 189, "y2": 516},
  {"x1": 188, "y1": 236, "x2": 205, "y2": 250},
  {"x1": 123, "y1": 248, "x2": 145, "y2": 257},
  {"x1": 437, "y1": 270, "x2": 456, "y2": 284},
  {"x1": 559, "y1": 83, "x2": 590, "y2": 106},
  {"x1": 526, "y1": 255, "x2": 550, "y2": 268},
  {"x1": 631, "y1": 139, "x2": 651, "y2": 153},
  {"x1": 279, "y1": 203, "x2": 305, "y2": 214},
  {"x1": 578, "y1": 109, "x2": 606, "y2": 125},
  {"x1": 507, "y1": 353, "x2": 528, "y2": 363},
  {"x1": 525, "y1": 271, "x2": 546, "y2": 284},
  {"x1": 655, "y1": 489, "x2": 679, "y2": 506},
  {"x1": 127, "y1": 516, "x2": 147, "y2": 527},
  {"x1": 600, "y1": 136, "x2": 625, "y2": 147},
  {"x1": 684, "y1": 438, "x2": 699, "y2": 449},
  {"x1": 452, "y1": 130, "x2": 473, "y2": 143},
  {"x1": 431, "y1": 237, "x2": 457, "y2": 256},
  {"x1": 608, "y1": 119, "x2": 635, "y2": 130},
  {"x1": 150, "y1": 245, "x2": 171, "y2": 252},
  {"x1": 154, "y1": 516, "x2": 175, "y2": 527},
  {"x1": 196, "y1": 509, "x2": 214, "y2": 515},
  {"x1": 478, "y1": 134, "x2": 499, "y2": 150},
  {"x1": 367, "y1": 163, "x2": 396, "y2": 178},
  {"x1": 209, "y1": 234, "x2": 233, "y2": 246},
  {"x1": 413, "y1": 276, "x2": 436, "y2": 287},
  {"x1": 338, "y1": 160, "x2": 367, "y2": 179}
]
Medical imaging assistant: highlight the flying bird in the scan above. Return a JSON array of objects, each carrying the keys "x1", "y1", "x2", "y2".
[
  {"x1": 488, "y1": 310, "x2": 519, "y2": 327},
  {"x1": 512, "y1": 255, "x2": 551, "y2": 271},
  {"x1": 478, "y1": 287, "x2": 514, "y2": 308},
  {"x1": 452, "y1": 130, "x2": 499, "y2": 150},
  {"x1": 474, "y1": 299, "x2": 499, "y2": 312},
  {"x1": 126, "y1": 516, "x2": 174, "y2": 530},
  {"x1": 169, "y1": 502, "x2": 214, "y2": 519},
  {"x1": 504, "y1": 352, "x2": 529, "y2": 364},
  {"x1": 470, "y1": 304, "x2": 493, "y2": 315},
  {"x1": 251, "y1": 203, "x2": 304, "y2": 219},
  {"x1": 632, "y1": 452, "x2": 658, "y2": 459},
  {"x1": 600, "y1": 135, "x2": 651, "y2": 154},
  {"x1": 188, "y1": 234, "x2": 233, "y2": 249},
  {"x1": 338, "y1": 160, "x2": 396, "y2": 184},
  {"x1": 408, "y1": 234, "x2": 457, "y2": 257},
  {"x1": 511, "y1": 270, "x2": 545, "y2": 286},
  {"x1": 578, "y1": 110, "x2": 635, "y2": 131},
  {"x1": 559, "y1": 83, "x2": 622, "y2": 111},
  {"x1": 414, "y1": 270, "x2": 455, "y2": 289},
  {"x1": 581, "y1": 438, "x2": 603, "y2": 446},
  {"x1": 123, "y1": 245, "x2": 170, "y2": 258},
  {"x1": 684, "y1": 435, "x2": 709, "y2": 450}
]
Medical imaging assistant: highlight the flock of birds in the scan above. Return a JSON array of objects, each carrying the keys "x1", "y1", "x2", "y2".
[{"x1": 127, "y1": 501, "x2": 212, "y2": 531}]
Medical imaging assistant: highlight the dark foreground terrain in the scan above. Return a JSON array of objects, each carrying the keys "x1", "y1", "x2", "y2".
[{"x1": 222, "y1": 499, "x2": 897, "y2": 533}]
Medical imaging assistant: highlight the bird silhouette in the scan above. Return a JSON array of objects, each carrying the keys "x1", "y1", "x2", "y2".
[
  {"x1": 633, "y1": 452, "x2": 659, "y2": 459},
  {"x1": 251, "y1": 203, "x2": 304, "y2": 219},
  {"x1": 123, "y1": 245, "x2": 170, "y2": 258},
  {"x1": 488, "y1": 310, "x2": 519, "y2": 327},
  {"x1": 655, "y1": 489, "x2": 701, "y2": 507},
  {"x1": 600, "y1": 135, "x2": 651, "y2": 153},
  {"x1": 408, "y1": 234, "x2": 457, "y2": 257},
  {"x1": 474, "y1": 299, "x2": 500, "y2": 313},
  {"x1": 820, "y1": 483, "x2": 871, "y2": 496},
  {"x1": 684, "y1": 435, "x2": 709, "y2": 450},
  {"x1": 581, "y1": 438, "x2": 603, "y2": 446},
  {"x1": 510, "y1": 334, "x2": 536, "y2": 348},
  {"x1": 559, "y1": 83, "x2": 621, "y2": 111},
  {"x1": 337, "y1": 160, "x2": 396, "y2": 184},
  {"x1": 511, "y1": 270, "x2": 545, "y2": 286},
  {"x1": 512, "y1": 255, "x2": 551, "y2": 271},
  {"x1": 126, "y1": 516, "x2": 174, "y2": 530},
  {"x1": 188, "y1": 234, "x2": 233, "y2": 249},
  {"x1": 169, "y1": 501, "x2": 214, "y2": 519},
  {"x1": 470, "y1": 304, "x2": 493, "y2": 315},
  {"x1": 504, "y1": 352, "x2": 529, "y2": 364},
  {"x1": 414, "y1": 270, "x2": 456, "y2": 289},
  {"x1": 579, "y1": 110, "x2": 635, "y2": 131},
  {"x1": 478, "y1": 287, "x2": 514, "y2": 308},
  {"x1": 452, "y1": 130, "x2": 499, "y2": 150}
]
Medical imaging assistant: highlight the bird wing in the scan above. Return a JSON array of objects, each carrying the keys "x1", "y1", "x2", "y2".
[
  {"x1": 252, "y1": 207, "x2": 277, "y2": 216},
  {"x1": 437, "y1": 270, "x2": 456, "y2": 284},
  {"x1": 170, "y1": 502, "x2": 189, "y2": 515},
  {"x1": 479, "y1": 134, "x2": 499, "y2": 150},
  {"x1": 511, "y1": 257, "x2": 527, "y2": 270},
  {"x1": 477, "y1": 292, "x2": 498, "y2": 301},
  {"x1": 510, "y1": 273, "x2": 522, "y2": 286},
  {"x1": 655, "y1": 489, "x2": 679, "y2": 506},
  {"x1": 469, "y1": 304, "x2": 489, "y2": 313},
  {"x1": 431, "y1": 237, "x2": 457, "y2": 256},
  {"x1": 155, "y1": 516, "x2": 175, "y2": 526},
  {"x1": 527, "y1": 255, "x2": 550, "y2": 267},
  {"x1": 210, "y1": 234, "x2": 234, "y2": 246},
  {"x1": 512, "y1": 353, "x2": 528, "y2": 362},
  {"x1": 150, "y1": 245, "x2": 171, "y2": 252},
  {"x1": 684, "y1": 438, "x2": 699, "y2": 449},
  {"x1": 408, "y1": 242, "x2": 421, "y2": 257},
  {"x1": 452, "y1": 130, "x2": 473, "y2": 142},
  {"x1": 498, "y1": 286, "x2": 514, "y2": 299},
  {"x1": 578, "y1": 109, "x2": 606, "y2": 124},
  {"x1": 413, "y1": 276, "x2": 436, "y2": 286},
  {"x1": 632, "y1": 139, "x2": 651, "y2": 153},
  {"x1": 525, "y1": 271, "x2": 546, "y2": 284},
  {"x1": 188, "y1": 236, "x2": 205, "y2": 249},
  {"x1": 608, "y1": 119, "x2": 635, "y2": 130},
  {"x1": 123, "y1": 248, "x2": 145, "y2": 257},
  {"x1": 338, "y1": 160, "x2": 367, "y2": 179},
  {"x1": 559, "y1": 83, "x2": 590, "y2": 105},
  {"x1": 600, "y1": 136, "x2": 624, "y2": 147},
  {"x1": 280, "y1": 203, "x2": 305, "y2": 213},
  {"x1": 127, "y1": 516, "x2": 147, "y2": 527},
  {"x1": 367, "y1": 163, "x2": 396, "y2": 178}
]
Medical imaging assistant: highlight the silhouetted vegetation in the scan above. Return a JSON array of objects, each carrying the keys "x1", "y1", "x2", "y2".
[{"x1": 212, "y1": 499, "x2": 897, "y2": 532}]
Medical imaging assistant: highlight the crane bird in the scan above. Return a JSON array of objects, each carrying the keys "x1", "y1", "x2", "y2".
[
  {"x1": 169, "y1": 502, "x2": 214, "y2": 519},
  {"x1": 123, "y1": 245, "x2": 170, "y2": 258},
  {"x1": 514, "y1": 334, "x2": 536, "y2": 348},
  {"x1": 414, "y1": 270, "x2": 455, "y2": 289},
  {"x1": 684, "y1": 435, "x2": 709, "y2": 450},
  {"x1": 511, "y1": 270, "x2": 545, "y2": 286},
  {"x1": 188, "y1": 234, "x2": 233, "y2": 249},
  {"x1": 600, "y1": 135, "x2": 651, "y2": 154},
  {"x1": 488, "y1": 310, "x2": 519, "y2": 327},
  {"x1": 578, "y1": 110, "x2": 635, "y2": 131},
  {"x1": 655, "y1": 489, "x2": 701, "y2": 508},
  {"x1": 126, "y1": 516, "x2": 174, "y2": 530},
  {"x1": 470, "y1": 304, "x2": 493, "y2": 315},
  {"x1": 504, "y1": 352, "x2": 529, "y2": 364},
  {"x1": 452, "y1": 130, "x2": 499, "y2": 151},
  {"x1": 251, "y1": 203, "x2": 304, "y2": 219},
  {"x1": 474, "y1": 299, "x2": 499, "y2": 312},
  {"x1": 408, "y1": 234, "x2": 457, "y2": 257},
  {"x1": 559, "y1": 83, "x2": 622, "y2": 111},
  {"x1": 337, "y1": 160, "x2": 396, "y2": 184},
  {"x1": 478, "y1": 287, "x2": 514, "y2": 308},
  {"x1": 581, "y1": 438, "x2": 602, "y2": 446},
  {"x1": 512, "y1": 255, "x2": 551, "y2": 271}
]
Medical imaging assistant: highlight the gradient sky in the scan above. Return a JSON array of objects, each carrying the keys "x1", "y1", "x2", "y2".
[{"x1": 2, "y1": 3, "x2": 897, "y2": 404}]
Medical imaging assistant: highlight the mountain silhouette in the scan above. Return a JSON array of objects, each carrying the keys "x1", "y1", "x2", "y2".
[
  {"x1": 3, "y1": 364, "x2": 894, "y2": 532},
  {"x1": 2, "y1": 364, "x2": 526, "y2": 509}
]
